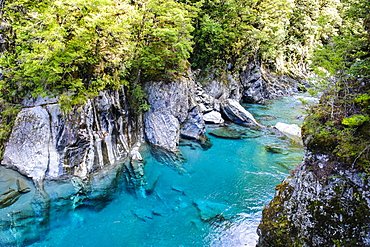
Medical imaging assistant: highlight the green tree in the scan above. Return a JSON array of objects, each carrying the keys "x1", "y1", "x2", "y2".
[
  {"x1": 129, "y1": 0, "x2": 195, "y2": 80},
  {"x1": 191, "y1": 0, "x2": 259, "y2": 70},
  {"x1": 0, "y1": 0, "x2": 195, "y2": 111},
  {"x1": 0, "y1": 0, "x2": 135, "y2": 107}
]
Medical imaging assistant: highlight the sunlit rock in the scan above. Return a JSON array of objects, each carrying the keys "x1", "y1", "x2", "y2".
[
  {"x1": 274, "y1": 122, "x2": 302, "y2": 141},
  {"x1": 203, "y1": 111, "x2": 224, "y2": 124},
  {"x1": 222, "y1": 99, "x2": 262, "y2": 127},
  {"x1": 2, "y1": 106, "x2": 51, "y2": 181},
  {"x1": 145, "y1": 111, "x2": 180, "y2": 152}
]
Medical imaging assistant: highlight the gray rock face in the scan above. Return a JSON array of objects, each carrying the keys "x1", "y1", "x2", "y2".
[
  {"x1": 221, "y1": 99, "x2": 262, "y2": 127},
  {"x1": 145, "y1": 111, "x2": 180, "y2": 152},
  {"x1": 144, "y1": 80, "x2": 189, "y2": 153},
  {"x1": 180, "y1": 107, "x2": 206, "y2": 140},
  {"x1": 195, "y1": 73, "x2": 242, "y2": 114},
  {"x1": 240, "y1": 62, "x2": 297, "y2": 103},
  {"x1": 3, "y1": 106, "x2": 52, "y2": 181},
  {"x1": 0, "y1": 88, "x2": 145, "y2": 246},
  {"x1": 257, "y1": 152, "x2": 370, "y2": 246},
  {"x1": 2, "y1": 89, "x2": 142, "y2": 181},
  {"x1": 203, "y1": 111, "x2": 224, "y2": 124},
  {"x1": 144, "y1": 78, "x2": 206, "y2": 160}
]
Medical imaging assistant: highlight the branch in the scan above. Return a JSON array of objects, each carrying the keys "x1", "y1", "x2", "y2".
[{"x1": 352, "y1": 145, "x2": 370, "y2": 169}]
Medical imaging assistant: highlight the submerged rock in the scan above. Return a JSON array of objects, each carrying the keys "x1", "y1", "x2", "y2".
[
  {"x1": 172, "y1": 185, "x2": 186, "y2": 195},
  {"x1": 264, "y1": 145, "x2": 288, "y2": 155},
  {"x1": 133, "y1": 208, "x2": 153, "y2": 221},
  {"x1": 194, "y1": 200, "x2": 230, "y2": 222},
  {"x1": 222, "y1": 99, "x2": 262, "y2": 127},
  {"x1": 274, "y1": 122, "x2": 302, "y2": 142},
  {"x1": 209, "y1": 127, "x2": 245, "y2": 139},
  {"x1": 209, "y1": 124, "x2": 262, "y2": 139},
  {"x1": 2, "y1": 106, "x2": 52, "y2": 181}
]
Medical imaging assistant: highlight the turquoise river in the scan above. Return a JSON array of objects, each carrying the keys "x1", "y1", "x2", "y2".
[{"x1": 29, "y1": 94, "x2": 314, "y2": 247}]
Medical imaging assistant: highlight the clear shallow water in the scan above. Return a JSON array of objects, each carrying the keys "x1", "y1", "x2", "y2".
[{"x1": 29, "y1": 95, "x2": 308, "y2": 247}]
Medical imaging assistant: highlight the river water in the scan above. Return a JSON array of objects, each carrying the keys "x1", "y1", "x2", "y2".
[{"x1": 30, "y1": 95, "x2": 311, "y2": 247}]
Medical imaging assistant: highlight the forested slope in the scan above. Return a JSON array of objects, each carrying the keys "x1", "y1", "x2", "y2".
[{"x1": 1, "y1": 0, "x2": 368, "y2": 156}]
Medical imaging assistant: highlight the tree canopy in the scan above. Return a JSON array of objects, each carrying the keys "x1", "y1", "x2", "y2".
[
  {"x1": 0, "y1": 0, "x2": 369, "y2": 166},
  {"x1": 0, "y1": 0, "x2": 368, "y2": 106}
]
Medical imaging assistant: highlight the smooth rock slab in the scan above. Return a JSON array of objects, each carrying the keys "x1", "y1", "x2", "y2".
[
  {"x1": 2, "y1": 106, "x2": 51, "y2": 181},
  {"x1": 222, "y1": 99, "x2": 261, "y2": 127},
  {"x1": 274, "y1": 122, "x2": 302, "y2": 141},
  {"x1": 194, "y1": 200, "x2": 230, "y2": 221},
  {"x1": 209, "y1": 125, "x2": 262, "y2": 139},
  {"x1": 203, "y1": 111, "x2": 224, "y2": 124},
  {"x1": 180, "y1": 107, "x2": 206, "y2": 140},
  {"x1": 144, "y1": 111, "x2": 180, "y2": 152}
]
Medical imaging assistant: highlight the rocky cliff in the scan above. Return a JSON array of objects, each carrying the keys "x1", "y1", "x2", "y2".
[
  {"x1": 0, "y1": 87, "x2": 146, "y2": 245},
  {"x1": 257, "y1": 81, "x2": 370, "y2": 246},
  {"x1": 0, "y1": 64, "x2": 300, "y2": 246},
  {"x1": 257, "y1": 152, "x2": 370, "y2": 246}
]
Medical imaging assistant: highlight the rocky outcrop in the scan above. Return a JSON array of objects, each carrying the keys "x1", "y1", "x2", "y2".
[
  {"x1": 240, "y1": 62, "x2": 300, "y2": 104},
  {"x1": 144, "y1": 77, "x2": 207, "y2": 163},
  {"x1": 0, "y1": 88, "x2": 146, "y2": 245},
  {"x1": 274, "y1": 122, "x2": 302, "y2": 143},
  {"x1": 257, "y1": 152, "x2": 370, "y2": 246},
  {"x1": 222, "y1": 99, "x2": 262, "y2": 127},
  {"x1": 195, "y1": 72, "x2": 242, "y2": 115},
  {"x1": 3, "y1": 88, "x2": 143, "y2": 182}
]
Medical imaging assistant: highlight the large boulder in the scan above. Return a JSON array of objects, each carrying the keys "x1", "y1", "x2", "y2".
[
  {"x1": 180, "y1": 107, "x2": 206, "y2": 140},
  {"x1": 203, "y1": 111, "x2": 224, "y2": 124},
  {"x1": 257, "y1": 153, "x2": 370, "y2": 246},
  {"x1": 144, "y1": 111, "x2": 180, "y2": 152},
  {"x1": 144, "y1": 78, "x2": 207, "y2": 160},
  {"x1": 274, "y1": 122, "x2": 302, "y2": 142},
  {"x1": 221, "y1": 99, "x2": 262, "y2": 127},
  {"x1": 2, "y1": 106, "x2": 52, "y2": 181}
]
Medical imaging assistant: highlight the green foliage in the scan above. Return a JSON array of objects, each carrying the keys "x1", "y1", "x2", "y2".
[
  {"x1": 129, "y1": 0, "x2": 195, "y2": 80},
  {"x1": 342, "y1": 114, "x2": 370, "y2": 126},
  {"x1": 1, "y1": 0, "x2": 134, "y2": 104},
  {"x1": 191, "y1": 0, "x2": 260, "y2": 69},
  {"x1": 0, "y1": 101, "x2": 20, "y2": 157},
  {"x1": 302, "y1": 79, "x2": 370, "y2": 172},
  {"x1": 0, "y1": 0, "x2": 195, "y2": 111}
]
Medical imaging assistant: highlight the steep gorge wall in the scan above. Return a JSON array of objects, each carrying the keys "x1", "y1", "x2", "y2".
[
  {"x1": 0, "y1": 65, "x2": 300, "y2": 246},
  {"x1": 0, "y1": 87, "x2": 146, "y2": 245},
  {"x1": 257, "y1": 152, "x2": 370, "y2": 246},
  {"x1": 257, "y1": 128, "x2": 370, "y2": 245}
]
